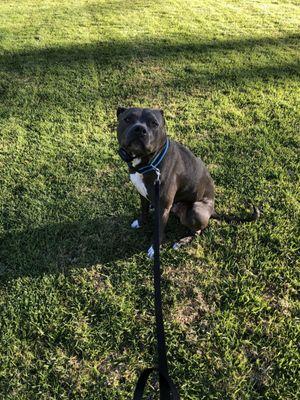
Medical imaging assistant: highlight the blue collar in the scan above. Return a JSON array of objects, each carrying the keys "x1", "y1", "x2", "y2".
[{"x1": 132, "y1": 138, "x2": 170, "y2": 175}]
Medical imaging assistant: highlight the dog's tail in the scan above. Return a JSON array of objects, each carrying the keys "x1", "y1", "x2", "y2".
[{"x1": 211, "y1": 205, "x2": 261, "y2": 224}]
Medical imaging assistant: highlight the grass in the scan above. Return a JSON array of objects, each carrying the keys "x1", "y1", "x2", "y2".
[{"x1": 0, "y1": 0, "x2": 299, "y2": 399}]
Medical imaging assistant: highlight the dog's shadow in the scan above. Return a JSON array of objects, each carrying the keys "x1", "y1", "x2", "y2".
[
  {"x1": 0, "y1": 213, "x2": 145, "y2": 281},
  {"x1": 0, "y1": 212, "x2": 187, "y2": 282}
]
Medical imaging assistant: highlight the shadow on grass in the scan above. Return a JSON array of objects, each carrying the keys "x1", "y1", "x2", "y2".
[
  {"x1": 1, "y1": 33, "x2": 299, "y2": 66},
  {"x1": 0, "y1": 211, "x2": 189, "y2": 282},
  {"x1": 0, "y1": 34, "x2": 299, "y2": 86},
  {"x1": 0, "y1": 214, "x2": 152, "y2": 281}
]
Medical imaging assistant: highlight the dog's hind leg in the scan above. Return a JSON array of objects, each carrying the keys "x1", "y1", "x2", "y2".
[
  {"x1": 171, "y1": 199, "x2": 213, "y2": 251},
  {"x1": 189, "y1": 200, "x2": 214, "y2": 231},
  {"x1": 172, "y1": 235, "x2": 194, "y2": 250}
]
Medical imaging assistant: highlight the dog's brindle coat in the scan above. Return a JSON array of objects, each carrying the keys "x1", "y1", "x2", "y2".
[{"x1": 117, "y1": 107, "x2": 258, "y2": 256}]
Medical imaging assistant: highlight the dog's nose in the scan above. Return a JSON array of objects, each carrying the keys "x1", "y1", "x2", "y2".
[
  {"x1": 125, "y1": 124, "x2": 147, "y2": 147},
  {"x1": 133, "y1": 125, "x2": 147, "y2": 135}
]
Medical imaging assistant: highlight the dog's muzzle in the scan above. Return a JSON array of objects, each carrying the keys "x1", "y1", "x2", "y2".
[{"x1": 118, "y1": 147, "x2": 135, "y2": 163}]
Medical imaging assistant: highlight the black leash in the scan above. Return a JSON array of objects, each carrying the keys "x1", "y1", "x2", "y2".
[{"x1": 133, "y1": 172, "x2": 180, "y2": 400}]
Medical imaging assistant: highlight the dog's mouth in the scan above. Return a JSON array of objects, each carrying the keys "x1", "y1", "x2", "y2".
[
  {"x1": 119, "y1": 140, "x2": 149, "y2": 163},
  {"x1": 119, "y1": 134, "x2": 165, "y2": 163},
  {"x1": 125, "y1": 136, "x2": 157, "y2": 159},
  {"x1": 118, "y1": 147, "x2": 135, "y2": 163},
  {"x1": 126, "y1": 138, "x2": 147, "y2": 155}
]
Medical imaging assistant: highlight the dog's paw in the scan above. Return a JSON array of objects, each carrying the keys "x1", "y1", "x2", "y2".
[
  {"x1": 147, "y1": 245, "x2": 155, "y2": 259},
  {"x1": 131, "y1": 219, "x2": 141, "y2": 229},
  {"x1": 173, "y1": 235, "x2": 194, "y2": 250}
]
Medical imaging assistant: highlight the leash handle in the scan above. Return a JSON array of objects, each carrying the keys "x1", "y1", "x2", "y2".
[
  {"x1": 133, "y1": 368, "x2": 180, "y2": 400},
  {"x1": 132, "y1": 174, "x2": 180, "y2": 400}
]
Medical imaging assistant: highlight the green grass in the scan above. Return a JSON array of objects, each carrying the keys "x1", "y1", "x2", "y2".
[{"x1": 0, "y1": 0, "x2": 299, "y2": 399}]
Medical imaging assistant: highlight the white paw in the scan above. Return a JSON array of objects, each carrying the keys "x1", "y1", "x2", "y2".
[
  {"x1": 131, "y1": 219, "x2": 141, "y2": 229},
  {"x1": 147, "y1": 246, "x2": 155, "y2": 259},
  {"x1": 172, "y1": 242, "x2": 181, "y2": 250}
]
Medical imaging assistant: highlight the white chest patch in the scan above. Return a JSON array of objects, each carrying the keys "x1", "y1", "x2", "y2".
[{"x1": 130, "y1": 172, "x2": 148, "y2": 198}]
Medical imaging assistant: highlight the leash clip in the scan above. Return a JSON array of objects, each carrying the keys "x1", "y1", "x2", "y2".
[{"x1": 152, "y1": 165, "x2": 161, "y2": 183}]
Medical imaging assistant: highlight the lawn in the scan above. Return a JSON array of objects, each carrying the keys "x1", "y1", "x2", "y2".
[{"x1": 0, "y1": 0, "x2": 299, "y2": 399}]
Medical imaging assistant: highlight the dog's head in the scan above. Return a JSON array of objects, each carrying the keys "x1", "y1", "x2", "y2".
[{"x1": 116, "y1": 107, "x2": 166, "y2": 158}]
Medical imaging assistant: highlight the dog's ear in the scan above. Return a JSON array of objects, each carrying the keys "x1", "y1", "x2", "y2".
[
  {"x1": 153, "y1": 108, "x2": 164, "y2": 120},
  {"x1": 117, "y1": 107, "x2": 127, "y2": 117},
  {"x1": 155, "y1": 109, "x2": 165, "y2": 125}
]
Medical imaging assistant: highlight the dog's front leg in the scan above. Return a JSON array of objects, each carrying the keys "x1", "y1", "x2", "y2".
[
  {"x1": 131, "y1": 195, "x2": 150, "y2": 229},
  {"x1": 147, "y1": 199, "x2": 173, "y2": 259}
]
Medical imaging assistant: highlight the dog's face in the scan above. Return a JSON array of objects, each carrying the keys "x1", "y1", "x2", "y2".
[{"x1": 117, "y1": 107, "x2": 166, "y2": 157}]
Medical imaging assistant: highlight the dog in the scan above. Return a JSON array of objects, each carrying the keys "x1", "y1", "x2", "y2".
[{"x1": 117, "y1": 107, "x2": 259, "y2": 257}]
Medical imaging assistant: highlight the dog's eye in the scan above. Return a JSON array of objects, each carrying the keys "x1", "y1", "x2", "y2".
[
  {"x1": 150, "y1": 120, "x2": 159, "y2": 127},
  {"x1": 124, "y1": 117, "x2": 131, "y2": 123}
]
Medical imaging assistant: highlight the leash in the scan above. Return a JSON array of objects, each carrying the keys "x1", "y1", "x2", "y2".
[
  {"x1": 118, "y1": 139, "x2": 179, "y2": 398},
  {"x1": 133, "y1": 169, "x2": 180, "y2": 400}
]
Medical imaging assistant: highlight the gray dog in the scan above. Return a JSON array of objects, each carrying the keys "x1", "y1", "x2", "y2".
[{"x1": 117, "y1": 107, "x2": 259, "y2": 257}]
